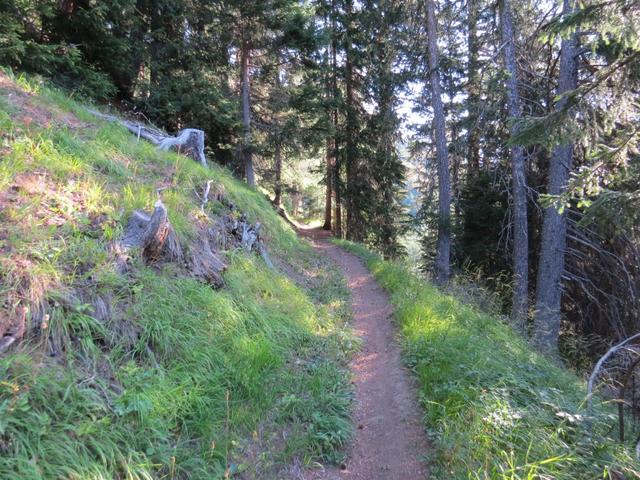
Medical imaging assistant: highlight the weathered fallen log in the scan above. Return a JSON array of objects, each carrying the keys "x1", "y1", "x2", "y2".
[
  {"x1": 158, "y1": 129, "x2": 206, "y2": 167},
  {"x1": 88, "y1": 109, "x2": 207, "y2": 167}
]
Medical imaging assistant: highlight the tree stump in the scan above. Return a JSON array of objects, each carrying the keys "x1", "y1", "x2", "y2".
[{"x1": 121, "y1": 200, "x2": 182, "y2": 263}]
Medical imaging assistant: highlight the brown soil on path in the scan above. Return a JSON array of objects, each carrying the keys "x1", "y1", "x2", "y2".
[{"x1": 300, "y1": 227, "x2": 429, "y2": 480}]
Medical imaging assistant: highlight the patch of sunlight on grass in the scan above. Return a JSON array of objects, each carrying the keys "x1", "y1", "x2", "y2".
[
  {"x1": 0, "y1": 72, "x2": 354, "y2": 479},
  {"x1": 335, "y1": 238, "x2": 639, "y2": 480}
]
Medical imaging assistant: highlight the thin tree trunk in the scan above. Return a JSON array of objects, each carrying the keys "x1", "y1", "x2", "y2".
[
  {"x1": 534, "y1": 0, "x2": 578, "y2": 354},
  {"x1": 426, "y1": 0, "x2": 451, "y2": 284},
  {"x1": 240, "y1": 38, "x2": 255, "y2": 186},
  {"x1": 323, "y1": 139, "x2": 333, "y2": 230},
  {"x1": 273, "y1": 64, "x2": 283, "y2": 206},
  {"x1": 499, "y1": 0, "x2": 529, "y2": 329},
  {"x1": 273, "y1": 141, "x2": 283, "y2": 206},
  {"x1": 467, "y1": 0, "x2": 481, "y2": 172},
  {"x1": 334, "y1": 165, "x2": 342, "y2": 237},
  {"x1": 322, "y1": 11, "x2": 332, "y2": 231},
  {"x1": 291, "y1": 191, "x2": 302, "y2": 216},
  {"x1": 149, "y1": 4, "x2": 163, "y2": 91},
  {"x1": 331, "y1": 0, "x2": 342, "y2": 238},
  {"x1": 344, "y1": 0, "x2": 360, "y2": 241},
  {"x1": 451, "y1": 116, "x2": 461, "y2": 219}
]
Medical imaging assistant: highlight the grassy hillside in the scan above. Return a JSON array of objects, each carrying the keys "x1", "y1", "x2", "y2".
[
  {"x1": 0, "y1": 71, "x2": 354, "y2": 479},
  {"x1": 336, "y1": 240, "x2": 638, "y2": 479}
]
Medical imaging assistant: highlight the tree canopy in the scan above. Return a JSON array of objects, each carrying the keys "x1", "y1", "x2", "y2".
[{"x1": 2, "y1": 0, "x2": 639, "y2": 361}]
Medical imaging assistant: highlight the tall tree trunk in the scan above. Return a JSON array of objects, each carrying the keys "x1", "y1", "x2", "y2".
[
  {"x1": 344, "y1": 0, "x2": 360, "y2": 241},
  {"x1": 467, "y1": 0, "x2": 481, "y2": 172},
  {"x1": 124, "y1": 0, "x2": 148, "y2": 101},
  {"x1": 426, "y1": 0, "x2": 451, "y2": 284},
  {"x1": 375, "y1": 16, "x2": 400, "y2": 258},
  {"x1": 322, "y1": 11, "x2": 332, "y2": 231},
  {"x1": 499, "y1": 0, "x2": 529, "y2": 328},
  {"x1": 331, "y1": 0, "x2": 342, "y2": 238},
  {"x1": 149, "y1": 3, "x2": 163, "y2": 91},
  {"x1": 240, "y1": 37, "x2": 256, "y2": 186},
  {"x1": 323, "y1": 139, "x2": 333, "y2": 230},
  {"x1": 291, "y1": 192, "x2": 301, "y2": 216},
  {"x1": 534, "y1": 0, "x2": 578, "y2": 354},
  {"x1": 451, "y1": 114, "x2": 461, "y2": 219},
  {"x1": 334, "y1": 160, "x2": 342, "y2": 237},
  {"x1": 273, "y1": 64, "x2": 283, "y2": 207}
]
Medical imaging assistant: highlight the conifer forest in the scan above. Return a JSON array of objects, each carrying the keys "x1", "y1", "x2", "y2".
[{"x1": 1, "y1": 0, "x2": 640, "y2": 478}]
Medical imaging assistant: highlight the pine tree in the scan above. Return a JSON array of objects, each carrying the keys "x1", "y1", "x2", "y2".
[
  {"x1": 425, "y1": 0, "x2": 451, "y2": 283},
  {"x1": 533, "y1": 0, "x2": 578, "y2": 355},
  {"x1": 361, "y1": 0, "x2": 407, "y2": 257},
  {"x1": 499, "y1": 0, "x2": 529, "y2": 329}
]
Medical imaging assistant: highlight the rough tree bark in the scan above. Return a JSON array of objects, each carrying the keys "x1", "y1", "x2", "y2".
[
  {"x1": 344, "y1": 0, "x2": 359, "y2": 241},
  {"x1": 426, "y1": 0, "x2": 451, "y2": 284},
  {"x1": 241, "y1": 37, "x2": 256, "y2": 187},
  {"x1": 322, "y1": 11, "x2": 333, "y2": 232},
  {"x1": 499, "y1": 0, "x2": 529, "y2": 329},
  {"x1": 533, "y1": 0, "x2": 578, "y2": 354},
  {"x1": 273, "y1": 65, "x2": 284, "y2": 207},
  {"x1": 323, "y1": 138, "x2": 333, "y2": 230}
]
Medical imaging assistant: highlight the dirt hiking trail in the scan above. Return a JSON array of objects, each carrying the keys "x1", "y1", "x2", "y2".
[{"x1": 300, "y1": 227, "x2": 429, "y2": 480}]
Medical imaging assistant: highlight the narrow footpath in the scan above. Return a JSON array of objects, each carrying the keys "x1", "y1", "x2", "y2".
[{"x1": 301, "y1": 227, "x2": 429, "y2": 480}]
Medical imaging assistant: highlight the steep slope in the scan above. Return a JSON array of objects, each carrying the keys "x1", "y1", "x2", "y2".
[{"x1": 0, "y1": 71, "x2": 354, "y2": 479}]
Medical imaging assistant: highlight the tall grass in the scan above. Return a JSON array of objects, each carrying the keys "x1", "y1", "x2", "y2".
[
  {"x1": 0, "y1": 72, "x2": 353, "y2": 479},
  {"x1": 336, "y1": 240, "x2": 638, "y2": 479}
]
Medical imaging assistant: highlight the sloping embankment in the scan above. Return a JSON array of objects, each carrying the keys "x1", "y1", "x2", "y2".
[{"x1": 0, "y1": 70, "x2": 353, "y2": 479}]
